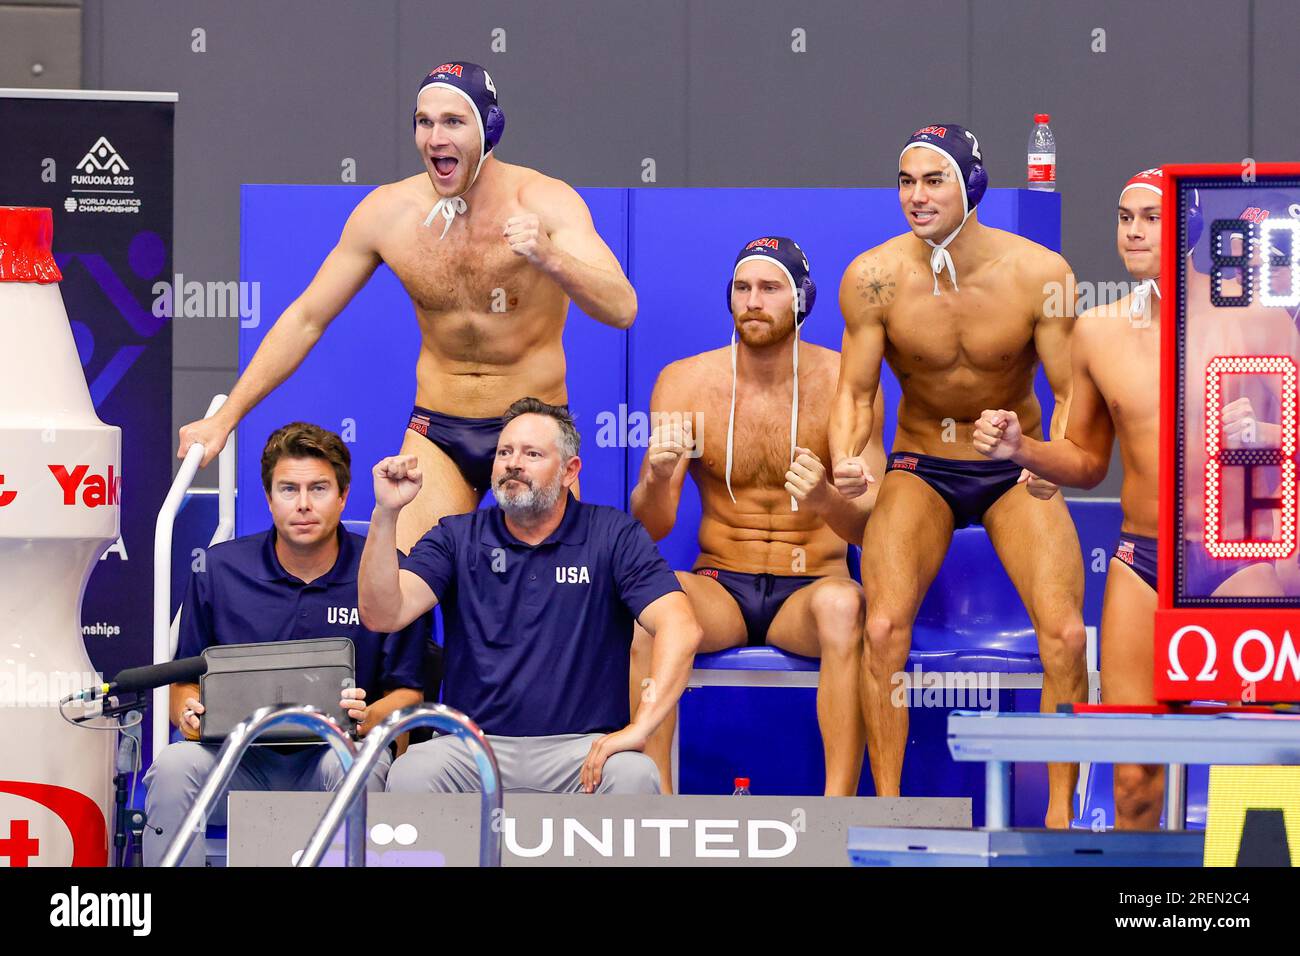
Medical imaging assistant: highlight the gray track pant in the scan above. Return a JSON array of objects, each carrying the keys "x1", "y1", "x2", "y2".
[
  {"x1": 386, "y1": 733, "x2": 660, "y2": 795},
  {"x1": 143, "y1": 741, "x2": 391, "y2": 867}
]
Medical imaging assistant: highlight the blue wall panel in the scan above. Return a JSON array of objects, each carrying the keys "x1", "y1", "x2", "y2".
[{"x1": 626, "y1": 187, "x2": 1062, "y2": 572}]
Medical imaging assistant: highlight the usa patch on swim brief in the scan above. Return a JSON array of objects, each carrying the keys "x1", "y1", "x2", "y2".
[
  {"x1": 408, "y1": 411, "x2": 431, "y2": 437},
  {"x1": 892, "y1": 455, "x2": 919, "y2": 471},
  {"x1": 1116, "y1": 540, "x2": 1136, "y2": 566}
]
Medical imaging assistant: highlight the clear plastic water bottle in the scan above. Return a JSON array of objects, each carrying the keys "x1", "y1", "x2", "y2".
[
  {"x1": 732, "y1": 777, "x2": 751, "y2": 796},
  {"x1": 1027, "y1": 113, "x2": 1056, "y2": 191}
]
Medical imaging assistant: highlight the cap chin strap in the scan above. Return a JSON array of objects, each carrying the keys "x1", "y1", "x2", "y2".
[
  {"x1": 925, "y1": 210, "x2": 971, "y2": 295},
  {"x1": 725, "y1": 321, "x2": 801, "y2": 512},
  {"x1": 423, "y1": 153, "x2": 485, "y2": 239},
  {"x1": 901, "y1": 142, "x2": 972, "y2": 295},
  {"x1": 425, "y1": 195, "x2": 468, "y2": 238},
  {"x1": 420, "y1": 82, "x2": 487, "y2": 239},
  {"x1": 1130, "y1": 277, "x2": 1161, "y2": 322},
  {"x1": 789, "y1": 323, "x2": 799, "y2": 512}
]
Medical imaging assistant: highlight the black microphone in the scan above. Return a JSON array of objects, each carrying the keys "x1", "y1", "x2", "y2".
[{"x1": 69, "y1": 656, "x2": 207, "y2": 701}]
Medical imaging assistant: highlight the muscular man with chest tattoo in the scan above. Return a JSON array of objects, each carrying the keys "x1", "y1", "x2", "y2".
[
  {"x1": 831, "y1": 125, "x2": 1088, "y2": 826},
  {"x1": 178, "y1": 62, "x2": 636, "y2": 550}
]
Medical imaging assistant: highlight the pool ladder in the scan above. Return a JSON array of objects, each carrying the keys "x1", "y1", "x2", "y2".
[{"x1": 158, "y1": 702, "x2": 502, "y2": 867}]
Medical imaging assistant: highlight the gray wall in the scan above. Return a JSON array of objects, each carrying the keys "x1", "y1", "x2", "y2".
[
  {"x1": 0, "y1": 0, "x2": 82, "y2": 89},
  {"x1": 73, "y1": 0, "x2": 1298, "y2": 492}
]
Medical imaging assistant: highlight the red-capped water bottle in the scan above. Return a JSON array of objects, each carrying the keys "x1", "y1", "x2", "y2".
[
  {"x1": 733, "y1": 777, "x2": 751, "y2": 795},
  {"x1": 1027, "y1": 113, "x2": 1056, "y2": 191}
]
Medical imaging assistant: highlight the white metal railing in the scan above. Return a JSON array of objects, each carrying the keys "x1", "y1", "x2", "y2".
[
  {"x1": 299, "y1": 704, "x2": 503, "y2": 868},
  {"x1": 159, "y1": 704, "x2": 362, "y2": 867},
  {"x1": 152, "y1": 394, "x2": 236, "y2": 759}
]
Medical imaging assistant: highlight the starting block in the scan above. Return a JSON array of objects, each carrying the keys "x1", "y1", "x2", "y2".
[{"x1": 847, "y1": 826, "x2": 1204, "y2": 867}]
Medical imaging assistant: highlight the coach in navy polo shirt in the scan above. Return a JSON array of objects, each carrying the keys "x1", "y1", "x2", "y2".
[
  {"x1": 143, "y1": 423, "x2": 426, "y2": 866},
  {"x1": 361, "y1": 397, "x2": 702, "y2": 795}
]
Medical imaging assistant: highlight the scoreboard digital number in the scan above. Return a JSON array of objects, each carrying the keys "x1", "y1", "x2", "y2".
[
  {"x1": 1208, "y1": 212, "x2": 1300, "y2": 309},
  {"x1": 1156, "y1": 164, "x2": 1300, "y2": 703}
]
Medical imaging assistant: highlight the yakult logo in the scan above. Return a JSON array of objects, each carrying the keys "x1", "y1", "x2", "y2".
[
  {"x1": 0, "y1": 474, "x2": 15, "y2": 507},
  {"x1": 48, "y1": 464, "x2": 121, "y2": 508},
  {"x1": 1166, "y1": 624, "x2": 1300, "y2": 684}
]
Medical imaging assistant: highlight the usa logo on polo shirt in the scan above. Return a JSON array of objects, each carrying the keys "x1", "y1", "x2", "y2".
[
  {"x1": 555, "y1": 565, "x2": 590, "y2": 584},
  {"x1": 328, "y1": 606, "x2": 361, "y2": 626}
]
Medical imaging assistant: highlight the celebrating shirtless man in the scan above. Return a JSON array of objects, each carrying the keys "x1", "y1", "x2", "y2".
[
  {"x1": 974, "y1": 171, "x2": 1289, "y2": 827},
  {"x1": 630, "y1": 236, "x2": 886, "y2": 794},
  {"x1": 831, "y1": 124, "x2": 1087, "y2": 826},
  {"x1": 178, "y1": 61, "x2": 636, "y2": 550}
]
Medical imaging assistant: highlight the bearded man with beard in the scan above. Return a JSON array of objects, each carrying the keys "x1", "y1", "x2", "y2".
[{"x1": 359, "y1": 398, "x2": 702, "y2": 795}]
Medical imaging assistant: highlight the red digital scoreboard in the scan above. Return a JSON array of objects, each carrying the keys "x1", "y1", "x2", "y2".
[{"x1": 1156, "y1": 163, "x2": 1300, "y2": 702}]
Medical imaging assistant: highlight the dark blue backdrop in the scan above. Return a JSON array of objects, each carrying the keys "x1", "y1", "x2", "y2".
[{"x1": 0, "y1": 93, "x2": 175, "y2": 761}]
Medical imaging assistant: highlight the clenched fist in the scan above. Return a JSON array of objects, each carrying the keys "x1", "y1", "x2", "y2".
[
  {"x1": 373, "y1": 455, "x2": 423, "y2": 513},
  {"x1": 646, "y1": 415, "x2": 694, "y2": 480},
  {"x1": 1221, "y1": 397, "x2": 1257, "y2": 448},
  {"x1": 831, "y1": 455, "x2": 875, "y2": 499},
  {"x1": 1018, "y1": 469, "x2": 1060, "y2": 500},
  {"x1": 785, "y1": 446, "x2": 834, "y2": 512},
  {"x1": 503, "y1": 213, "x2": 553, "y2": 267},
  {"x1": 973, "y1": 409, "x2": 1022, "y2": 460}
]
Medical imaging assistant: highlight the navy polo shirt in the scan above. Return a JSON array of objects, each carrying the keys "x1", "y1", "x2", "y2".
[
  {"x1": 176, "y1": 527, "x2": 426, "y2": 695},
  {"x1": 399, "y1": 495, "x2": 681, "y2": 736}
]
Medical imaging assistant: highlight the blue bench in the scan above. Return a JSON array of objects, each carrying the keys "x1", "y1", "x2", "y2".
[
  {"x1": 677, "y1": 499, "x2": 1120, "y2": 800},
  {"x1": 687, "y1": 519, "x2": 1103, "y2": 685},
  {"x1": 693, "y1": 498, "x2": 1119, "y2": 679}
]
